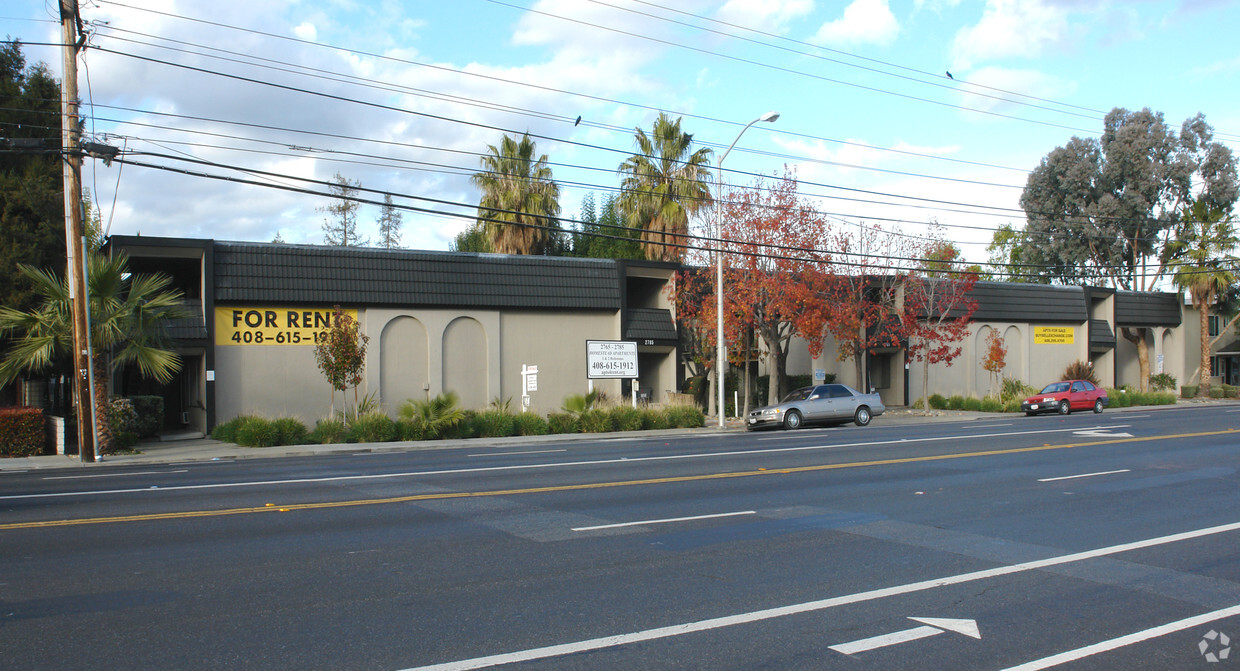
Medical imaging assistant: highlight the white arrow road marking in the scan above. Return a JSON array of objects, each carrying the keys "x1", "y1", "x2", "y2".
[
  {"x1": 829, "y1": 617, "x2": 981, "y2": 655},
  {"x1": 1072, "y1": 429, "x2": 1134, "y2": 438},
  {"x1": 1038, "y1": 469, "x2": 1131, "y2": 482}
]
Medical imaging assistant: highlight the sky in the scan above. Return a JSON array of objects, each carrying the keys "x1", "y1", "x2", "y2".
[{"x1": 3, "y1": 0, "x2": 1239, "y2": 269}]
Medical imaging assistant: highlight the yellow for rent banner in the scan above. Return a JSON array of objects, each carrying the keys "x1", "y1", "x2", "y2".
[{"x1": 215, "y1": 307, "x2": 358, "y2": 346}]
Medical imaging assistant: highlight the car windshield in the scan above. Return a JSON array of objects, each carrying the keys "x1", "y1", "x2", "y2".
[
  {"x1": 1040, "y1": 382, "x2": 1070, "y2": 394},
  {"x1": 783, "y1": 387, "x2": 814, "y2": 402}
]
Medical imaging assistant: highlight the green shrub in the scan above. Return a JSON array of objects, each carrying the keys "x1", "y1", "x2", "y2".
[
  {"x1": 126, "y1": 396, "x2": 164, "y2": 437},
  {"x1": 946, "y1": 395, "x2": 965, "y2": 410},
  {"x1": 962, "y1": 396, "x2": 983, "y2": 411},
  {"x1": 1003, "y1": 398, "x2": 1023, "y2": 413},
  {"x1": 609, "y1": 406, "x2": 644, "y2": 432},
  {"x1": 399, "y1": 392, "x2": 466, "y2": 439},
  {"x1": 1107, "y1": 389, "x2": 1131, "y2": 408},
  {"x1": 474, "y1": 410, "x2": 516, "y2": 438},
  {"x1": 1210, "y1": 386, "x2": 1226, "y2": 399},
  {"x1": 1181, "y1": 385, "x2": 1199, "y2": 398},
  {"x1": 446, "y1": 410, "x2": 480, "y2": 439},
  {"x1": 579, "y1": 408, "x2": 612, "y2": 433},
  {"x1": 512, "y1": 412, "x2": 548, "y2": 436},
  {"x1": 308, "y1": 417, "x2": 350, "y2": 444},
  {"x1": 349, "y1": 411, "x2": 396, "y2": 443},
  {"x1": 546, "y1": 412, "x2": 579, "y2": 434},
  {"x1": 665, "y1": 404, "x2": 705, "y2": 428},
  {"x1": 0, "y1": 406, "x2": 44, "y2": 457},
  {"x1": 396, "y1": 418, "x2": 427, "y2": 441},
  {"x1": 106, "y1": 397, "x2": 141, "y2": 452},
  {"x1": 272, "y1": 417, "x2": 308, "y2": 445},
  {"x1": 641, "y1": 408, "x2": 669, "y2": 430},
  {"x1": 928, "y1": 393, "x2": 947, "y2": 409},
  {"x1": 1225, "y1": 385, "x2": 1239, "y2": 399},
  {"x1": 210, "y1": 416, "x2": 241, "y2": 443},
  {"x1": 1148, "y1": 373, "x2": 1177, "y2": 392},
  {"x1": 979, "y1": 397, "x2": 1004, "y2": 413},
  {"x1": 1150, "y1": 392, "x2": 1176, "y2": 405},
  {"x1": 1001, "y1": 377, "x2": 1036, "y2": 403},
  {"x1": 236, "y1": 417, "x2": 279, "y2": 447}
]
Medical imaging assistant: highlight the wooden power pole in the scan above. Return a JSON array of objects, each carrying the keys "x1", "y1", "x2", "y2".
[{"x1": 60, "y1": 0, "x2": 97, "y2": 462}]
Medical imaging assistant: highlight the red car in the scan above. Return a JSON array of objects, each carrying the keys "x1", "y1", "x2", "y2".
[{"x1": 1021, "y1": 379, "x2": 1109, "y2": 416}]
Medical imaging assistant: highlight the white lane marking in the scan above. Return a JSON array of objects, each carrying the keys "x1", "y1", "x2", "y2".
[
  {"x1": 975, "y1": 423, "x2": 1014, "y2": 428},
  {"x1": 757, "y1": 424, "x2": 1130, "y2": 442},
  {"x1": 997, "y1": 603, "x2": 1240, "y2": 671},
  {"x1": 830, "y1": 617, "x2": 980, "y2": 655},
  {"x1": 1073, "y1": 429, "x2": 1134, "y2": 438},
  {"x1": 467, "y1": 449, "x2": 567, "y2": 457},
  {"x1": 0, "y1": 424, "x2": 1136, "y2": 501},
  {"x1": 43, "y1": 469, "x2": 188, "y2": 480},
  {"x1": 1038, "y1": 469, "x2": 1131, "y2": 483},
  {"x1": 571, "y1": 511, "x2": 755, "y2": 532},
  {"x1": 396, "y1": 520, "x2": 1240, "y2": 671}
]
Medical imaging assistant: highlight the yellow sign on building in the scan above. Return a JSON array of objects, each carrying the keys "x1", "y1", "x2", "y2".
[
  {"x1": 1034, "y1": 326, "x2": 1075, "y2": 344},
  {"x1": 215, "y1": 307, "x2": 357, "y2": 346}
]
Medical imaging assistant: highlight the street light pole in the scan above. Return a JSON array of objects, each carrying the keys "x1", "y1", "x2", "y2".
[{"x1": 716, "y1": 111, "x2": 779, "y2": 428}]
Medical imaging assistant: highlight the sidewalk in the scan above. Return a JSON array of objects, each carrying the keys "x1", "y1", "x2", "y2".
[{"x1": 0, "y1": 401, "x2": 1215, "y2": 471}]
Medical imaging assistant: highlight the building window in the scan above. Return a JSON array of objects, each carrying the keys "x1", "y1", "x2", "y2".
[{"x1": 1209, "y1": 314, "x2": 1221, "y2": 337}]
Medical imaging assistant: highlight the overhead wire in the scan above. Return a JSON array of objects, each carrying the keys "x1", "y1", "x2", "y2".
[{"x1": 108, "y1": 149, "x2": 1234, "y2": 283}]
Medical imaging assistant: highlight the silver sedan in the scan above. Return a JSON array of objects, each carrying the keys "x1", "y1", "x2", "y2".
[{"x1": 746, "y1": 383, "x2": 885, "y2": 430}]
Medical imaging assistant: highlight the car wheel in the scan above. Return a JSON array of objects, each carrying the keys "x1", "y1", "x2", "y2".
[
  {"x1": 854, "y1": 406, "x2": 871, "y2": 426},
  {"x1": 1058, "y1": 400, "x2": 1070, "y2": 415},
  {"x1": 783, "y1": 410, "x2": 803, "y2": 430},
  {"x1": 1093, "y1": 398, "x2": 1104, "y2": 414}
]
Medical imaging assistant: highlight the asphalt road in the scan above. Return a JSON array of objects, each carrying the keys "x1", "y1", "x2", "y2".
[{"x1": 2, "y1": 405, "x2": 1239, "y2": 670}]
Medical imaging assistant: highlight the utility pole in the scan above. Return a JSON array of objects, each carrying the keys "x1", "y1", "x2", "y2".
[{"x1": 60, "y1": 0, "x2": 97, "y2": 462}]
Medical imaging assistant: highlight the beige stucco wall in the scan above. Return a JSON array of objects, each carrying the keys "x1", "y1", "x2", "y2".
[
  {"x1": 212, "y1": 305, "x2": 661, "y2": 424},
  {"x1": 499, "y1": 310, "x2": 624, "y2": 416}
]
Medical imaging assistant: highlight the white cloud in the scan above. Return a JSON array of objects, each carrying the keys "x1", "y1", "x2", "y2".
[
  {"x1": 292, "y1": 22, "x2": 317, "y2": 41},
  {"x1": 813, "y1": 0, "x2": 900, "y2": 47},
  {"x1": 716, "y1": 0, "x2": 815, "y2": 34},
  {"x1": 949, "y1": 0, "x2": 1072, "y2": 69}
]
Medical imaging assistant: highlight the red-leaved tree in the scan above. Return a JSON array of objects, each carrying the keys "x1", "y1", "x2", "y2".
[
  {"x1": 821, "y1": 222, "x2": 913, "y2": 389},
  {"x1": 313, "y1": 306, "x2": 369, "y2": 416},
  {"x1": 902, "y1": 241, "x2": 979, "y2": 413},
  {"x1": 981, "y1": 329, "x2": 1008, "y2": 399},
  {"x1": 720, "y1": 168, "x2": 835, "y2": 407}
]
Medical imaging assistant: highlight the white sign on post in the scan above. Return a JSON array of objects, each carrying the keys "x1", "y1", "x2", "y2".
[{"x1": 586, "y1": 340, "x2": 638, "y2": 379}]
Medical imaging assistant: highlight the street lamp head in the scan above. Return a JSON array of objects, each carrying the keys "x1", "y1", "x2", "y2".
[{"x1": 760, "y1": 111, "x2": 780, "y2": 123}]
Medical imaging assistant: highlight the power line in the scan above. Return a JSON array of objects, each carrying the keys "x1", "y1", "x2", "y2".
[{"x1": 107, "y1": 150, "x2": 1234, "y2": 282}]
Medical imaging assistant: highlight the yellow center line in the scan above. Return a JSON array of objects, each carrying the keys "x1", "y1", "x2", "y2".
[{"x1": 3, "y1": 428, "x2": 1234, "y2": 531}]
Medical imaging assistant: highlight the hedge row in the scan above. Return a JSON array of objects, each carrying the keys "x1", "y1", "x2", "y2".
[
  {"x1": 211, "y1": 404, "x2": 707, "y2": 448},
  {"x1": 0, "y1": 406, "x2": 44, "y2": 457},
  {"x1": 1182, "y1": 384, "x2": 1240, "y2": 399},
  {"x1": 920, "y1": 387, "x2": 1176, "y2": 413}
]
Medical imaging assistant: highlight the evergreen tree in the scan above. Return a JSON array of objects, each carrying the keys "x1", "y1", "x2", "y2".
[
  {"x1": 319, "y1": 173, "x2": 367, "y2": 247},
  {"x1": 0, "y1": 41, "x2": 66, "y2": 312},
  {"x1": 377, "y1": 194, "x2": 403, "y2": 249}
]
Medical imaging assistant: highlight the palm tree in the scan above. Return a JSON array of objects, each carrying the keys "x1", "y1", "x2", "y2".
[
  {"x1": 0, "y1": 253, "x2": 189, "y2": 453},
  {"x1": 471, "y1": 133, "x2": 561, "y2": 255},
  {"x1": 617, "y1": 113, "x2": 714, "y2": 263},
  {"x1": 1169, "y1": 199, "x2": 1238, "y2": 397}
]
